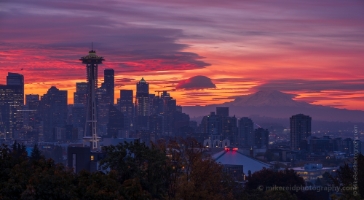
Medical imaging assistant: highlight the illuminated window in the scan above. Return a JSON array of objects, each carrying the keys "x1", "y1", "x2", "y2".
[{"x1": 90, "y1": 155, "x2": 94, "y2": 161}]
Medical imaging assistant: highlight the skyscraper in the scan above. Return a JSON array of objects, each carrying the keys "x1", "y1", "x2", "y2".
[
  {"x1": 254, "y1": 128, "x2": 269, "y2": 149},
  {"x1": 160, "y1": 91, "x2": 176, "y2": 114},
  {"x1": 96, "y1": 85, "x2": 109, "y2": 136},
  {"x1": 200, "y1": 112, "x2": 224, "y2": 144},
  {"x1": 104, "y1": 69, "x2": 114, "y2": 105},
  {"x1": 290, "y1": 114, "x2": 312, "y2": 151},
  {"x1": 136, "y1": 78, "x2": 149, "y2": 95},
  {"x1": 71, "y1": 103, "x2": 86, "y2": 135},
  {"x1": 0, "y1": 73, "x2": 24, "y2": 139},
  {"x1": 21, "y1": 96, "x2": 40, "y2": 142},
  {"x1": 119, "y1": 90, "x2": 134, "y2": 130},
  {"x1": 7, "y1": 72, "x2": 24, "y2": 101},
  {"x1": 26, "y1": 94, "x2": 39, "y2": 107},
  {"x1": 149, "y1": 114, "x2": 164, "y2": 138},
  {"x1": 238, "y1": 117, "x2": 254, "y2": 147},
  {"x1": 159, "y1": 91, "x2": 177, "y2": 136},
  {"x1": 74, "y1": 82, "x2": 87, "y2": 105},
  {"x1": 149, "y1": 94, "x2": 157, "y2": 115},
  {"x1": 80, "y1": 49, "x2": 104, "y2": 149},
  {"x1": 216, "y1": 107, "x2": 237, "y2": 144},
  {"x1": 221, "y1": 116, "x2": 238, "y2": 145},
  {"x1": 26, "y1": 94, "x2": 42, "y2": 142},
  {"x1": 107, "y1": 104, "x2": 123, "y2": 138},
  {"x1": 135, "y1": 78, "x2": 149, "y2": 130},
  {"x1": 24, "y1": 94, "x2": 40, "y2": 131},
  {"x1": 39, "y1": 86, "x2": 67, "y2": 142},
  {"x1": 0, "y1": 85, "x2": 23, "y2": 139}
]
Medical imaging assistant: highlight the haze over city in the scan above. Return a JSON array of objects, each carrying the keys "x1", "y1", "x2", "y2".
[{"x1": 1, "y1": 0, "x2": 364, "y2": 110}]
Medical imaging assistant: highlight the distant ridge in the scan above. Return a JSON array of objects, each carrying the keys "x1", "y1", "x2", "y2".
[
  {"x1": 222, "y1": 90, "x2": 309, "y2": 107},
  {"x1": 182, "y1": 90, "x2": 364, "y2": 122}
]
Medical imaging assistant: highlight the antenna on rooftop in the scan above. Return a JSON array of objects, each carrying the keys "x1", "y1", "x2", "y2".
[{"x1": 91, "y1": 42, "x2": 93, "y2": 51}]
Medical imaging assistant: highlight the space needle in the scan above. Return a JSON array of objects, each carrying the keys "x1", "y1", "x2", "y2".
[{"x1": 80, "y1": 48, "x2": 104, "y2": 150}]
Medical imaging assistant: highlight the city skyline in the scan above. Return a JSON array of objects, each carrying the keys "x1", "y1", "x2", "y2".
[
  {"x1": 1, "y1": 0, "x2": 364, "y2": 110},
  {"x1": 1, "y1": 2, "x2": 363, "y2": 197}
]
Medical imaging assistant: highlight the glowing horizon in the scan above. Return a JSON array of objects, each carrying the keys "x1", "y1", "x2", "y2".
[{"x1": 1, "y1": 0, "x2": 364, "y2": 110}]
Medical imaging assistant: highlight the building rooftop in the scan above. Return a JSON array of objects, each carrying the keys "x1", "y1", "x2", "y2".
[
  {"x1": 212, "y1": 149, "x2": 271, "y2": 174},
  {"x1": 290, "y1": 163, "x2": 338, "y2": 171}
]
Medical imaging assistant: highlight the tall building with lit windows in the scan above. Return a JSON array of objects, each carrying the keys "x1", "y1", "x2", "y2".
[
  {"x1": 0, "y1": 73, "x2": 24, "y2": 139},
  {"x1": 159, "y1": 91, "x2": 177, "y2": 136},
  {"x1": 0, "y1": 85, "x2": 23, "y2": 139},
  {"x1": 238, "y1": 117, "x2": 254, "y2": 148},
  {"x1": 221, "y1": 116, "x2": 237, "y2": 145},
  {"x1": 96, "y1": 84, "x2": 110, "y2": 136},
  {"x1": 254, "y1": 128, "x2": 269, "y2": 149},
  {"x1": 74, "y1": 82, "x2": 87, "y2": 105},
  {"x1": 39, "y1": 86, "x2": 67, "y2": 142},
  {"x1": 7, "y1": 73, "x2": 24, "y2": 100},
  {"x1": 119, "y1": 90, "x2": 134, "y2": 130},
  {"x1": 290, "y1": 114, "x2": 311, "y2": 151},
  {"x1": 104, "y1": 69, "x2": 114, "y2": 105},
  {"x1": 24, "y1": 94, "x2": 40, "y2": 139},
  {"x1": 135, "y1": 78, "x2": 149, "y2": 130},
  {"x1": 107, "y1": 104, "x2": 123, "y2": 138}
]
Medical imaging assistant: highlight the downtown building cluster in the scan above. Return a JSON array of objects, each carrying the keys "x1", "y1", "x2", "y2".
[
  {"x1": 289, "y1": 114, "x2": 361, "y2": 159},
  {"x1": 1, "y1": 69, "x2": 363, "y2": 185},
  {"x1": 1, "y1": 52, "x2": 363, "y2": 193},
  {"x1": 0, "y1": 72, "x2": 270, "y2": 152},
  {"x1": 198, "y1": 109, "x2": 269, "y2": 149},
  {"x1": 0, "y1": 50, "x2": 362, "y2": 178},
  {"x1": 0, "y1": 71, "x2": 361, "y2": 154},
  {"x1": 0, "y1": 71, "x2": 191, "y2": 145},
  {"x1": 0, "y1": 70, "x2": 275, "y2": 150},
  {"x1": 0, "y1": 50, "x2": 194, "y2": 148}
]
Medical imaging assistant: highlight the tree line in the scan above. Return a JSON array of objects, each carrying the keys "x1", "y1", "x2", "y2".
[{"x1": 0, "y1": 139, "x2": 362, "y2": 200}]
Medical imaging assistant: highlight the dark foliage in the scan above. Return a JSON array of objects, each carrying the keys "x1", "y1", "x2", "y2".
[
  {"x1": 245, "y1": 168, "x2": 305, "y2": 190},
  {"x1": 100, "y1": 141, "x2": 169, "y2": 199},
  {"x1": 2, "y1": 140, "x2": 361, "y2": 200},
  {"x1": 30, "y1": 144, "x2": 42, "y2": 161},
  {"x1": 329, "y1": 154, "x2": 364, "y2": 200}
]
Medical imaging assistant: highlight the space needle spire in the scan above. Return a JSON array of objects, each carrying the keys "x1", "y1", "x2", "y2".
[{"x1": 80, "y1": 48, "x2": 104, "y2": 150}]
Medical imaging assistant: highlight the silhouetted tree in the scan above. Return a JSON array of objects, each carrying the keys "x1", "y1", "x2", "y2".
[
  {"x1": 100, "y1": 141, "x2": 169, "y2": 199},
  {"x1": 21, "y1": 159, "x2": 75, "y2": 200},
  {"x1": 74, "y1": 170, "x2": 124, "y2": 200},
  {"x1": 30, "y1": 144, "x2": 42, "y2": 161},
  {"x1": 169, "y1": 138, "x2": 235, "y2": 200},
  {"x1": 245, "y1": 168, "x2": 305, "y2": 199},
  {"x1": 330, "y1": 154, "x2": 364, "y2": 199},
  {"x1": 246, "y1": 168, "x2": 305, "y2": 190}
]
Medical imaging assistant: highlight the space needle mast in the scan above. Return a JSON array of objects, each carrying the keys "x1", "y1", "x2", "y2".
[{"x1": 80, "y1": 47, "x2": 104, "y2": 150}]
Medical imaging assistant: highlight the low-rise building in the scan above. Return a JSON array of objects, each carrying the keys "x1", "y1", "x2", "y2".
[{"x1": 289, "y1": 163, "x2": 337, "y2": 183}]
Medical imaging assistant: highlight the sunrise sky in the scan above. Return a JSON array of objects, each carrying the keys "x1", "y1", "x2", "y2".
[{"x1": 1, "y1": 0, "x2": 364, "y2": 110}]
